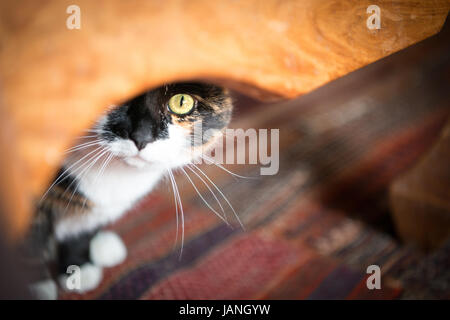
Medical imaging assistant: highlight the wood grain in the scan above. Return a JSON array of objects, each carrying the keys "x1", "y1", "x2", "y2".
[{"x1": 0, "y1": 0, "x2": 448, "y2": 238}]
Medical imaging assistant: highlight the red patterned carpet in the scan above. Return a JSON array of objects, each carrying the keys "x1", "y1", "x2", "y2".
[{"x1": 60, "y1": 23, "x2": 450, "y2": 300}]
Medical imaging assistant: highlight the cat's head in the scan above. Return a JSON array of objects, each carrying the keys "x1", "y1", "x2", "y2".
[{"x1": 88, "y1": 82, "x2": 232, "y2": 169}]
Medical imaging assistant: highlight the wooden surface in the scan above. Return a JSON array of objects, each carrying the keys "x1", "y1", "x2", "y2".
[{"x1": 0, "y1": 0, "x2": 449, "y2": 239}]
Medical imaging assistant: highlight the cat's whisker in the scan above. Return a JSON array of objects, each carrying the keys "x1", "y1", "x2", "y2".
[
  {"x1": 168, "y1": 169, "x2": 184, "y2": 260},
  {"x1": 82, "y1": 128, "x2": 105, "y2": 137},
  {"x1": 63, "y1": 147, "x2": 111, "y2": 213},
  {"x1": 186, "y1": 164, "x2": 227, "y2": 222},
  {"x1": 180, "y1": 167, "x2": 229, "y2": 226},
  {"x1": 57, "y1": 150, "x2": 103, "y2": 212},
  {"x1": 64, "y1": 147, "x2": 108, "y2": 182},
  {"x1": 79, "y1": 148, "x2": 114, "y2": 211},
  {"x1": 166, "y1": 169, "x2": 180, "y2": 253},
  {"x1": 92, "y1": 149, "x2": 113, "y2": 186},
  {"x1": 64, "y1": 141, "x2": 104, "y2": 154},
  {"x1": 68, "y1": 138, "x2": 102, "y2": 147},
  {"x1": 83, "y1": 128, "x2": 101, "y2": 133},
  {"x1": 200, "y1": 155, "x2": 256, "y2": 180},
  {"x1": 61, "y1": 146, "x2": 108, "y2": 197},
  {"x1": 39, "y1": 145, "x2": 105, "y2": 203},
  {"x1": 189, "y1": 163, "x2": 245, "y2": 230}
]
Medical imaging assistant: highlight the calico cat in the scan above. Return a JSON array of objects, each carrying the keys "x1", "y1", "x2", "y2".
[{"x1": 25, "y1": 82, "x2": 233, "y2": 297}]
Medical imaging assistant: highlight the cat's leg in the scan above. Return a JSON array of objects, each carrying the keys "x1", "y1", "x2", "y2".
[
  {"x1": 57, "y1": 229, "x2": 127, "y2": 293},
  {"x1": 57, "y1": 228, "x2": 98, "y2": 274},
  {"x1": 57, "y1": 228, "x2": 103, "y2": 293},
  {"x1": 22, "y1": 208, "x2": 59, "y2": 300}
]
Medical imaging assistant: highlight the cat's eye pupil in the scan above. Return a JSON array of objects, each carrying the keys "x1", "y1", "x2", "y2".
[{"x1": 168, "y1": 93, "x2": 195, "y2": 115}]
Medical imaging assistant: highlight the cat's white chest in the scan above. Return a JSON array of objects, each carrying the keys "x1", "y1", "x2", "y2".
[
  {"x1": 83, "y1": 161, "x2": 163, "y2": 211},
  {"x1": 54, "y1": 161, "x2": 164, "y2": 240}
]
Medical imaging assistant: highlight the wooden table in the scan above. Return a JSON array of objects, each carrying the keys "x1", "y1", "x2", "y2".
[{"x1": 0, "y1": 0, "x2": 449, "y2": 241}]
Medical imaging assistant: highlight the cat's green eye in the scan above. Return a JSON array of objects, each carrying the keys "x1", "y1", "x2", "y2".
[{"x1": 168, "y1": 94, "x2": 195, "y2": 115}]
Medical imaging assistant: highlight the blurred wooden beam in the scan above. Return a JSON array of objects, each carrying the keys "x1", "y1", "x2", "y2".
[
  {"x1": 0, "y1": 0, "x2": 448, "y2": 239},
  {"x1": 390, "y1": 118, "x2": 450, "y2": 251}
]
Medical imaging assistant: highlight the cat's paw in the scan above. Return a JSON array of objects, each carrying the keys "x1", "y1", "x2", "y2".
[
  {"x1": 29, "y1": 279, "x2": 58, "y2": 300},
  {"x1": 59, "y1": 263, "x2": 103, "y2": 294},
  {"x1": 90, "y1": 231, "x2": 127, "y2": 267}
]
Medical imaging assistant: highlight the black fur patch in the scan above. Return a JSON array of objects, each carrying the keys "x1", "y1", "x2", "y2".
[{"x1": 56, "y1": 229, "x2": 99, "y2": 274}]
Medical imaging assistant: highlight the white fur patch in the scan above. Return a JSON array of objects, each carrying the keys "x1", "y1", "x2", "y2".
[
  {"x1": 59, "y1": 263, "x2": 103, "y2": 294},
  {"x1": 139, "y1": 124, "x2": 192, "y2": 166},
  {"x1": 90, "y1": 231, "x2": 127, "y2": 267},
  {"x1": 54, "y1": 159, "x2": 164, "y2": 240},
  {"x1": 29, "y1": 279, "x2": 58, "y2": 300}
]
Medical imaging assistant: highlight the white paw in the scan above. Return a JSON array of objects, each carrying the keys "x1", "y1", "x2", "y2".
[
  {"x1": 29, "y1": 279, "x2": 58, "y2": 300},
  {"x1": 59, "y1": 263, "x2": 103, "y2": 294},
  {"x1": 90, "y1": 231, "x2": 127, "y2": 267}
]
